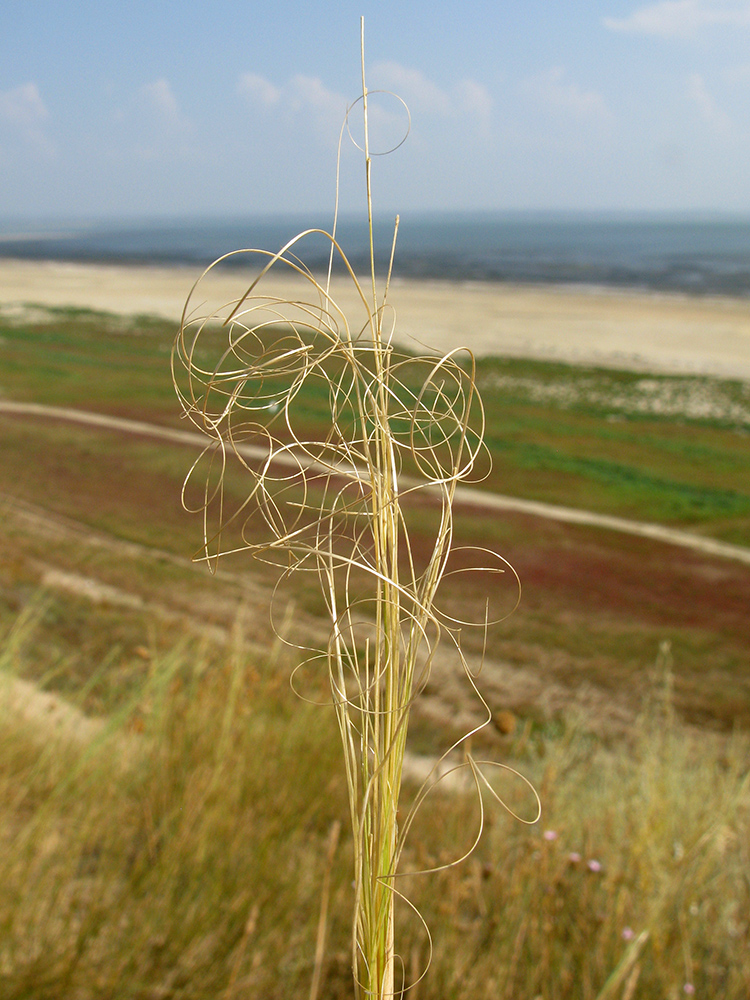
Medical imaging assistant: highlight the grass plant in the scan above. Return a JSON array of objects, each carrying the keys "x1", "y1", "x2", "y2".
[{"x1": 172, "y1": 22, "x2": 539, "y2": 998}]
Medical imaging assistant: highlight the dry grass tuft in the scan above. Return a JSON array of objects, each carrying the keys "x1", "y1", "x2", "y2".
[
  {"x1": 0, "y1": 613, "x2": 747, "y2": 998},
  {"x1": 171, "y1": 20, "x2": 536, "y2": 999}
]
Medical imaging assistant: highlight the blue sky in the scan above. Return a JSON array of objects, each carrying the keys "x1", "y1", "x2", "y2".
[{"x1": 3, "y1": 0, "x2": 750, "y2": 218}]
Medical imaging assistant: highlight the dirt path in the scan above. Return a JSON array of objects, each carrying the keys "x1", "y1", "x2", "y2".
[{"x1": 2, "y1": 399, "x2": 749, "y2": 568}]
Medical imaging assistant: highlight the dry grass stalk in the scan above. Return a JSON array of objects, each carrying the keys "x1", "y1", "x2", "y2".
[
  {"x1": 172, "y1": 19, "x2": 537, "y2": 999},
  {"x1": 310, "y1": 819, "x2": 342, "y2": 1000}
]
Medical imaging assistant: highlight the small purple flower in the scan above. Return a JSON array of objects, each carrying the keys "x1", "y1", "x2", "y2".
[
  {"x1": 683, "y1": 985, "x2": 695, "y2": 995},
  {"x1": 587, "y1": 859, "x2": 602, "y2": 872},
  {"x1": 621, "y1": 927, "x2": 635, "y2": 941},
  {"x1": 568, "y1": 852, "x2": 582, "y2": 863},
  {"x1": 543, "y1": 829, "x2": 558, "y2": 841}
]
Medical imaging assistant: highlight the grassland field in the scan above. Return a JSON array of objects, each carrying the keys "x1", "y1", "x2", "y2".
[
  {"x1": 0, "y1": 303, "x2": 748, "y2": 999},
  {"x1": 1, "y1": 305, "x2": 748, "y2": 729}
]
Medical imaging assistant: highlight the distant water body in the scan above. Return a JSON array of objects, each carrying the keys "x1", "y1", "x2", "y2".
[{"x1": 3, "y1": 212, "x2": 750, "y2": 297}]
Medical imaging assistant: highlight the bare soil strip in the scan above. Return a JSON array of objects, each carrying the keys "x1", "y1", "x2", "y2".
[{"x1": 2, "y1": 399, "x2": 749, "y2": 567}]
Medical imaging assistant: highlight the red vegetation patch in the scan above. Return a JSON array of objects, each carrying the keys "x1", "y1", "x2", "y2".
[{"x1": 501, "y1": 517, "x2": 749, "y2": 641}]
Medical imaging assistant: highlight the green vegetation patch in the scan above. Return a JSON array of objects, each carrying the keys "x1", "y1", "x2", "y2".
[
  {"x1": 0, "y1": 307, "x2": 177, "y2": 420},
  {"x1": 476, "y1": 354, "x2": 750, "y2": 428},
  {"x1": 4, "y1": 310, "x2": 750, "y2": 540}
]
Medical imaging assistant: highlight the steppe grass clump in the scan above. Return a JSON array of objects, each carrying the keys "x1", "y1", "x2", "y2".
[
  {"x1": 407, "y1": 687, "x2": 750, "y2": 999},
  {"x1": 0, "y1": 620, "x2": 349, "y2": 1000},
  {"x1": 171, "y1": 25, "x2": 536, "y2": 997},
  {"x1": 0, "y1": 613, "x2": 748, "y2": 998}
]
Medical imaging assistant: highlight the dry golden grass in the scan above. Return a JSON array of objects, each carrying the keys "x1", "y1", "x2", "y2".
[
  {"x1": 1, "y1": 611, "x2": 747, "y2": 999},
  {"x1": 170, "y1": 23, "x2": 538, "y2": 998}
]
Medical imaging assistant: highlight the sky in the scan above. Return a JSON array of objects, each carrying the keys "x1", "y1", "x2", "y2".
[{"x1": 3, "y1": 0, "x2": 750, "y2": 219}]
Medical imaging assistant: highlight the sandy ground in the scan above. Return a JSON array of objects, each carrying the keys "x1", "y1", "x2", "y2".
[{"x1": 2, "y1": 257, "x2": 750, "y2": 379}]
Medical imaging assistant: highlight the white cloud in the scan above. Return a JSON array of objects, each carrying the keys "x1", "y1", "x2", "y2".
[
  {"x1": 287, "y1": 75, "x2": 344, "y2": 118},
  {"x1": 370, "y1": 62, "x2": 452, "y2": 116},
  {"x1": 112, "y1": 79, "x2": 193, "y2": 163},
  {"x1": 237, "y1": 65, "x2": 493, "y2": 152},
  {"x1": 237, "y1": 71, "x2": 347, "y2": 142},
  {"x1": 139, "y1": 79, "x2": 189, "y2": 129},
  {"x1": 237, "y1": 72, "x2": 281, "y2": 107},
  {"x1": 0, "y1": 81, "x2": 48, "y2": 126},
  {"x1": 523, "y1": 67, "x2": 611, "y2": 122},
  {"x1": 238, "y1": 72, "x2": 345, "y2": 116},
  {"x1": 455, "y1": 79, "x2": 494, "y2": 121},
  {"x1": 604, "y1": 1, "x2": 750, "y2": 38},
  {"x1": 687, "y1": 72, "x2": 732, "y2": 129},
  {"x1": 0, "y1": 82, "x2": 54, "y2": 154},
  {"x1": 370, "y1": 61, "x2": 493, "y2": 122}
]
